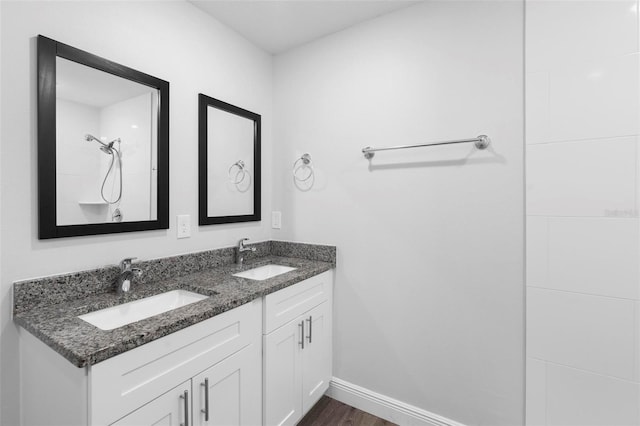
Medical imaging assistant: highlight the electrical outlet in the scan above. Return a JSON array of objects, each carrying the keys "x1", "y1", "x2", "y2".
[
  {"x1": 272, "y1": 211, "x2": 282, "y2": 229},
  {"x1": 177, "y1": 215, "x2": 191, "y2": 239}
]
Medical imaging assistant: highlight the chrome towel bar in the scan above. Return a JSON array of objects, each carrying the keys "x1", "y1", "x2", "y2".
[{"x1": 362, "y1": 135, "x2": 490, "y2": 159}]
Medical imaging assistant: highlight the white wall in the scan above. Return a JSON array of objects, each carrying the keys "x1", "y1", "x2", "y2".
[
  {"x1": 0, "y1": 1, "x2": 273, "y2": 424},
  {"x1": 272, "y1": 2, "x2": 524, "y2": 425},
  {"x1": 525, "y1": 1, "x2": 640, "y2": 424},
  {"x1": 56, "y1": 99, "x2": 105, "y2": 224}
]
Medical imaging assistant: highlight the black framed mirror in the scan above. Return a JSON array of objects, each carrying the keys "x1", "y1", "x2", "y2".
[
  {"x1": 37, "y1": 35, "x2": 169, "y2": 239},
  {"x1": 198, "y1": 94, "x2": 261, "y2": 225}
]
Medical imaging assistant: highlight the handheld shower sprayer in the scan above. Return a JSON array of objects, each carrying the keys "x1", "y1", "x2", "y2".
[{"x1": 83, "y1": 134, "x2": 123, "y2": 204}]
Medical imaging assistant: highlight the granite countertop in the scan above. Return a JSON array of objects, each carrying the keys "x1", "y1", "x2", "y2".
[{"x1": 14, "y1": 254, "x2": 333, "y2": 367}]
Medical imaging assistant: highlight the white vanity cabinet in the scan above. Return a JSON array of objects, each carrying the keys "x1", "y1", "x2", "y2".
[
  {"x1": 112, "y1": 342, "x2": 261, "y2": 426},
  {"x1": 19, "y1": 270, "x2": 333, "y2": 426},
  {"x1": 20, "y1": 298, "x2": 262, "y2": 426},
  {"x1": 263, "y1": 271, "x2": 333, "y2": 426}
]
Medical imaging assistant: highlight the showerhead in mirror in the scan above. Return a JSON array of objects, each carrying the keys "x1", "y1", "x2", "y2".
[
  {"x1": 84, "y1": 133, "x2": 120, "y2": 155},
  {"x1": 83, "y1": 134, "x2": 123, "y2": 204}
]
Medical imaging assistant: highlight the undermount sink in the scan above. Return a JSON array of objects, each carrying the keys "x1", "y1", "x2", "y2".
[
  {"x1": 233, "y1": 264, "x2": 297, "y2": 281},
  {"x1": 78, "y1": 290, "x2": 208, "y2": 331}
]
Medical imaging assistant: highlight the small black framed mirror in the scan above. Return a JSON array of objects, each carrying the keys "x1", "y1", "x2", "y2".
[
  {"x1": 37, "y1": 35, "x2": 169, "y2": 239},
  {"x1": 198, "y1": 94, "x2": 261, "y2": 225}
]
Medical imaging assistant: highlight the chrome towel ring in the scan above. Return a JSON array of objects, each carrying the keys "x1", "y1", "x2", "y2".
[
  {"x1": 293, "y1": 153, "x2": 314, "y2": 182},
  {"x1": 228, "y1": 160, "x2": 251, "y2": 187}
]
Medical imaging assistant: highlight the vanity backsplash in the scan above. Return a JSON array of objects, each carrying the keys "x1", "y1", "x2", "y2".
[{"x1": 14, "y1": 240, "x2": 336, "y2": 315}]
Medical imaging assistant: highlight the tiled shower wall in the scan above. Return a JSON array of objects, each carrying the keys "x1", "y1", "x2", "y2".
[{"x1": 526, "y1": 1, "x2": 640, "y2": 424}]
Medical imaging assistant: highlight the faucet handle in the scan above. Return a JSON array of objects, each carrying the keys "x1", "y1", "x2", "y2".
[
  {"x1": 120, "y1": 257, "x2": 137, "y2": 271},
  {"x1": 238, "y1": 238, "x2": 249, "y2": 249}
]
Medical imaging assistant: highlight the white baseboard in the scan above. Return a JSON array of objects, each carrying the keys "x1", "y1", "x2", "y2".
[{"x1": 327, "y1": 377, "x2": 466, "y2": 426}]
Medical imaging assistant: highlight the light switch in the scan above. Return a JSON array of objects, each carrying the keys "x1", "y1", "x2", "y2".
[
  {"x1": 272, "y1": 211, "x2": 282, "y2": 229},
  {"x1": 177, "y1": 215, "x2": 191, "y2": 239}
]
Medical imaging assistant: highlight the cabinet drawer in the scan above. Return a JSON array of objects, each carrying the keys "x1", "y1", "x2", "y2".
[
  {"x1": 90, "y1": 299, "x2": 261, "y2": 426},
  {"x1": 263, "y1": 271, "x2": 331, "y2": 334}
]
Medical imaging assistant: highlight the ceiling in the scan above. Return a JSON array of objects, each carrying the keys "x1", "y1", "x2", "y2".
[
  {"x1": 188, "y1": 1, "x2": 420, "y2": 54},
  {"x1": 57, "y1": 57, "x2": 155, "y2": 108}
]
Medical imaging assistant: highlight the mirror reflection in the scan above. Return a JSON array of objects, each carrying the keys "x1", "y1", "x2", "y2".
[
  {"x1": 207, "y1": 105, "x2": 255, "y2": 217},
  {"x1": 56, "y1": 57, "x2": 158, "y2": 226},
  {"x1": 199, "y1": 94, "x2": 261, "y2": 225}
]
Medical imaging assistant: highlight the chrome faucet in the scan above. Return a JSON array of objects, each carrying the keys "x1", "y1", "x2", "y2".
[
  {"x1": 236, "y1": 238, "x2": 256, "y2": 266},
  {"x1": 116, "y1": 257, "x2": 143, "y2": 295}
]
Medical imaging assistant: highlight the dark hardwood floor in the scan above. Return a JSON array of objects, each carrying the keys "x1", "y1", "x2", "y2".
[{"x1": 297, "y1": 396, "x2": 398, "y2": 426}]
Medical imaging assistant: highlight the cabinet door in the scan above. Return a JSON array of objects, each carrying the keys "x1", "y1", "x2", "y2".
[
  {"x1": 111, "y1": 380, "x2": 191, "y2": 426},
  {"x1": 193, "y1": 343, "x2": 261, "y2": 426},
  {"x1": 91, "y1": 300, "x2": 261, "y2": 426},
  {"x1": 264, "y1": 318, "x2": 303, "y2": 426},
  {"x1": 301, "y1": 301, "x2": 332, "y2": 413}
]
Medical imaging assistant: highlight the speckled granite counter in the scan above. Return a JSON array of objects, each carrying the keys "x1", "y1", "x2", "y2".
[{"x1": 13, "y1": 241, "x2": 335, "y2": 368}]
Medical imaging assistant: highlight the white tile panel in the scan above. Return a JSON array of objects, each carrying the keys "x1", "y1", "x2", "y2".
[
  {"x1": 527, "y1": 138, "x2": 637, "y2": 217},
  {"x1": 526, "y1": 72, "x2": 550, "y2": 144},
  {"x1": 526, "y1": 358, "x2": 547, "y2": 426},
  {"x1": 526, "y1": 0, "x2": 638, "y2": 73},
  {"x1": 547, "y1": 55, "x2": 639, "y2": 143},
  {"x1": 547, "y1": 217, "x2": 639, "y2": 300},
  {"x1": 527, "y1": 287, "x2": 637, "y2": 381},
  {"x1": 546, "y1": 363, "x2": 640, "y2": 426},
  {"x1": 526, "y1": 216, "x2": 548, "y2": 287}
]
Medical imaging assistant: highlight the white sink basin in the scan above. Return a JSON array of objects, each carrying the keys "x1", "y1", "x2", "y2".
[
  {"x1": 78, "y1": 290, "x2": 208, "y2": 330},
  {"x1": 233, "y1": 264, "x2": 297, "y2": 281}
]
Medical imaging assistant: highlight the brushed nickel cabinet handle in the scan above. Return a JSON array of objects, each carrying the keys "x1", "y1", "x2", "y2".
[
  {"x1": 299, "y1": 320, "x2": 305, "y2": 349},
  {"x1": 180, "y1": 390, "x2": 189, "y2": 426},
  {"x1": 306, "y1": 316, "x2": 313, "y2": 343},
  {"x1": 201, "y1": 378, "x2": 209, "y2": 421}
]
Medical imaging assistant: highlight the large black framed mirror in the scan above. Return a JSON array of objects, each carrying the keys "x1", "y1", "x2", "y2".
[
  {"x1": 37, "y1": 35, "x2": 169, "y2": 239},
  {"x1": 198, "y1": 94, "x2": 261, "y2": 225}
]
